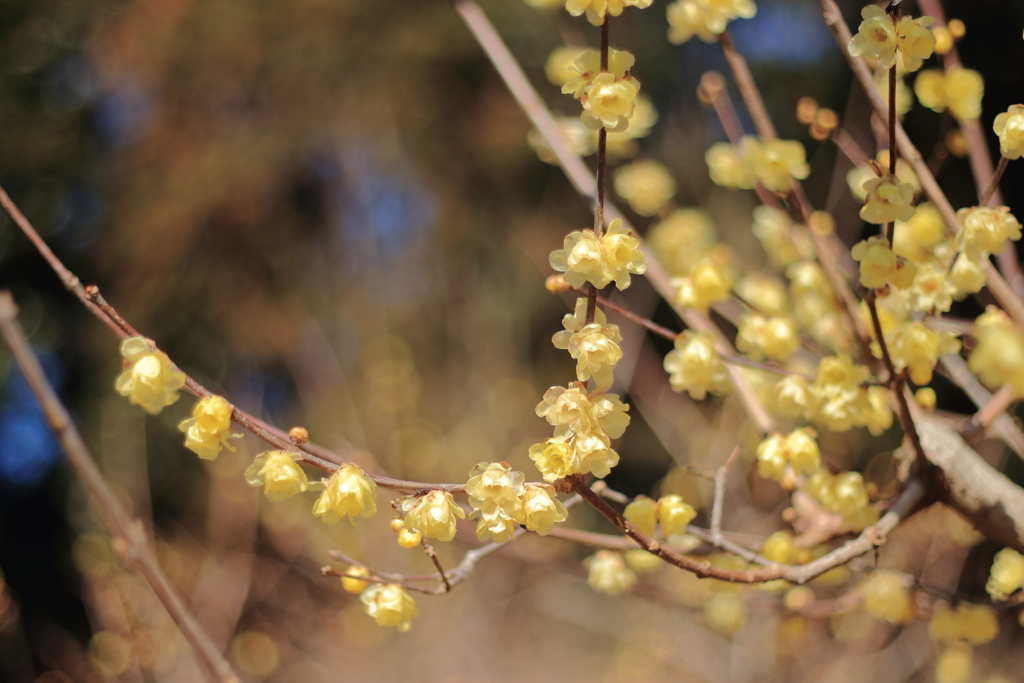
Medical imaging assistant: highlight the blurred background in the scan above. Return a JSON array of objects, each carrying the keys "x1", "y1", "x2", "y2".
[{"x1": 1, "y1": 0, "x2": 1024, "y2": 680}]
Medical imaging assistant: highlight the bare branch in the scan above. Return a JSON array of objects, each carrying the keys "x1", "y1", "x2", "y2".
[{"x1": 0, "y1": 291, "x2": 241, "y2": 683}]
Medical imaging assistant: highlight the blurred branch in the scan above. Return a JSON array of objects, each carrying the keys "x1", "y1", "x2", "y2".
[
  {"x1": 710, "y1": 446, "x2": 740, "y2": 545},
  {"x1": 939, "y1": 353, "x2": 1024, "y2": 458},
  {"x1": 0, "y1": 291, "x2": 241, "y2": 683}
]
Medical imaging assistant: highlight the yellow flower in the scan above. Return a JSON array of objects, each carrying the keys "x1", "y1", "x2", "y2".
[
  {"x1": 114, "y1": 337, "x2": 186, "y2": 415},
  {"x1": 657, "y1": 494, "x2": 696, "y2": 535},
  {"x1": 958, "y1": 604, "x2": 999, "y2": 646},
  {"x1": 762, "y1": 531, "x2": 798, "y2": 564},
  {"x1": 647, "y1": 209, "x2": 717, "y2": 276},
  {"x1": 672, "y1": 260, "x2": 732, "y2": 313},
  {"x1": 473, "y1": 508, "x2": 519, "y2": 543},
  {"x1": 774, "y1": 374, "x2": 814, "y2": 419},
  {"x1": 860, "y1": 569, "x2": 913, "y2": 624},
  {"x1": 465, "y1": 461, "x2": 525, "y2": 517},
  {"x1": 735, "y1": 274, "x2": 789, "y2": 316},
  {"x1": 519, "y1": 484, "x2": 568, "y2": 535},
  {"x1": 573, "y1": 430, "x2": 621, "y2": 478},
  {"x1": 586, "y1": 550, "x2": 637, "y2": 595},
  {"x1": 752, "y1": 206, "x2": 805, "y2": 269},
  {"x1": 894, "y1": 202, "x2": 945, "y2": 263},
  {"x1": 178, "y1": 395, "x2": 241, "y2": 461},
  {"x1": 623, "y1": 495, "x2": 658, "y2": 535},
  {"x1": 969, "y1": 308, "x2": 1024, "y2": 398},
  {"x1": 914, "y1": 67, "x2": 984, "y2": 120},
  {"x1": 360, "y1": 584, "x2": 418, "y2": 632},
  {"x1": 705, "y1": 142, "x2": 756, "y2": 189},
  {"x1": 993, "y1": 104, "x2": 1024, "y2": 159},
  {"x1": 400, "y1": 490, "x2": 466, "y2": 542},
  {"x1": 663, "y1": 330, "x2": 730, "y2": 400},
  {"x1": 739, "y1": 136, "x2": 810, "y2": 192},
  {"x1": 851, "y1": 235, "x2": 914, "y2": 289},
  {"x1": 949, "y1": 253, "x2": 987, "y2": 296},
  {"x1": 549, "y1": 229, "x2": 610, "y2": 289},
  {"x1": 614, "y1": 160, "x2": 677, "y2": 216},
  {"x1": 848, "y1": 6, "x2": 897, "y2": 68},
  {"x1": 561, "y1": 48, "x2": 636, "y2": 99},
  {"x1": 895, "y1": 15, "x2": 935, "y2": 71},
  {"x1": 810, "y1": 354, "x2": 869, "y2": 432},
  {"x1": 955, "y1": 206, "x2": 1022, "y2": 261},
  {"x1": 756, "y1": 428, "x2": 820, "y2": 482},
  {"x1": 736, "y1": 314, "x2": 800, "y2": 363},
  {"x1": 887, "y1": 321, "x2": 960, "y2": 385},
  {"x1": 567, "y1": 323, "x2": 623, "y2": 390},
  {"x1": 935, "y1": 644, "x2": 972, "y2": 683},
  {"x1": 553, "y1": 297, "x2": 607, "y2": 350},
  {"x1": 341, "y1": 566, "x2": 370, "y2": 593},
  {"x1": 528, "y1": 436, "x2": 577, "y2": 483},
  {"x1": 859, "y1": 176, "x2": 916, "y2": 224},
  {"x1": 580, "y1": 72, "x2": 641, "y2": 132},
  {"x1": 601, "y1": 219, "x2": 648, "y2": 289},
  {"x1": 908, "y1": 261, "x2": 955, "y2": 313},
  {"x1": 245, "y1": 451, "x2": 308, "y2": 502},
  {"x1": 312, "y1": 464, "x2": 378, "y2": 524},
  {"x1": 864, "y1": 385, "x2": 893, "y2": 436},
  {"x1": 914, "y1": 386, "x2": 937, "y2": 411},
  {"x1": 987, "y1": 548, "x2": 1024, "y2": 600},
  {"x1": 665, "y1": 0, "x2": 756, "y2": 44},
  {"x1": 536, "y1": 383, "x2": 630, "y2": 439},
  {"x1": 566, "y1": 0, "x2": 653, "y2": 27},
  {"x1": 545, "y1": 47, "x2": 588, "y2": 86}
]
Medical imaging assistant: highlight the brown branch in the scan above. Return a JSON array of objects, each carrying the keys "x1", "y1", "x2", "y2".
[
  {"x1": 960, "y1": 385, "x2": 1016, "y2": 444},
  {"x1": 420, "y1": 540, "x2": 451, "y2": 593},
  {"x1": 981, "y1": 156, "x2": 1010, "y2": 208},
  {"x1": 710, "y1": 446, "x2": 740, "y2": 544},
  {"x1": 717, "y1": 30, "x2": 777, "y2": 140},
  {"x1": 0, "y1": 291, "x2": 241, "y2": 683},
  {"x1": 939, "y1": 353, "x2": 1024, "y2": 459}
]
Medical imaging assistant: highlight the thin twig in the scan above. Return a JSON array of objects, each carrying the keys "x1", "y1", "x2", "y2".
[
  {"x1": 420, "y1": 540, "x2": 451, "y2": 593},
  {"x1": 981, "y1": 156, "x2": 1010, "y2": 208},
  {"x1": 710, "y1": 446, "x2": 740, "y2": 545},
  {"x1": 939, "y1": 353, "x2": 1024, "y2": 459},
  {"x1": 0, "y1": 291, "x2": 241, "y2": 683},
  {"x1": 961, "y1": 385, "x2": 1016, "y2": 443}
]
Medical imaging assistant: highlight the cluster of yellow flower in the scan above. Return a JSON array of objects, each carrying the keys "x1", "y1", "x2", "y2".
[
  {"x1": 986, "y1": 547, "x2": 1024, "y2": 601},
  {"x1": 561, "y1": 48, "x2": 641, "y2": 132},
  {"x1": 566, "y1": 0, "x2": 651, "y2": 27},
  {"x1": 665, "y1": 0, "x2": 756, "y2": 45},
  {"x1": 968, "y1": 307, "x2": 1024, "y2": 398},
  {"x1": 549, "y1": 219, "x2": 647, "y2": 290},
  {"x1": 804, "y1": 468, "x2": 878, "y2": 531},
  {"x1": 755, "y1": 428, "x2": 821, "y2": 484},
  {"x1": 464, "y1": 461, "x2": 567, "y2": 541},
  {"x1": 929, "y1": 601, "x2": 1000, "y2": 683},
  {"x1": 115, "y1": 337, "x2": 186, "y2": 414},
  {"x1": 772, "y1": 354, "x2": 891, "y2": 435},
  {"x1": 705, "y1": 136, "x2": 810, "y2": 193},
  {"x1": 622, "y1": 493, "x2": 697, "y2": 536},
  {"x1": 858, "y1": 569, "x2": 913, "y2": 624},
  {"x1": 848, "y1": 6, "x2": 935, "y2": 72}
]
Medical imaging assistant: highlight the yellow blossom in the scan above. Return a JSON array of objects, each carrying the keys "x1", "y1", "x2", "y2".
[
  {"x1": 752, "y1": 206, "x2": 806, "y2": 269},
  {"x1": 672, "y1": 260, "x2": 732, "y2": 313},
  {"x1": 614, "y1": 160, "x2": 677, "y2": 216},
  {"x1": 397, "y1": 529, "x2": 422, "y2": 548},
  {"x1": 665, "y1": 0, "x2": 757, "y2": 44},
  {"x1": 341, "y1": 566, "x2": 370, "y2": 594},
  {"x1": 465, "y1": 461, "x2": 525, "y2": 517},
  {"x1": 312, "y1": 463, "x2": 378, "y2": 524},
  {"x1": 114, "y1": 337, "x2": 186, "y2": 415},
  {"x1": 519, "y1": 484, "x2": 568, "y2": 535},
  {"x1": 360, "y1": 584, "x2": 418, "y2": 632},
  {"x1": 567, "y1": 323, "x2": 623, "y2": 390},
  {"x1": 624, "y1": 495, "x2": 658, "y2": 535},
  {"x1": 647, "y1": 209, "x2": 717, "y2": 276},
  {"x1": 739, "y1": 136, "x2": 810, "y2": 192},
  {"x1": 528, "y1": 436, "x2": 577, "y2": 482},
  {"x1": 545, "y1": 47, "x2": 588, "y2": 86},
  {"x1": 735, "y1": 274, "x2": 789, "y2": 315},
  {"x1": 887, "y1": 321, "x2": 960, "y2": 385},
  {"x1": 736, "y1": 314, "x2": 800, "y2": 363},
  {"x1": 602, "y1": 219, "x2": 648, "y2": 289},
  {"x1": 663, "y1": 330, "x2": 730, "y2": 400},
  {"x1": 400, "y1": 490, "x2": 465, "y2": 542},
  {"x1": 566, "y1": 0, "x2": 653, "y2": 27},
  {"x1": 553, "y1": 297, "x2": 607, "y2": 349},
  {"x1": 956, "y1": 206, "x2": 1022, "y2": 261},
  {"x1": 949, "y1": 253, "x2": 987, "y2": 296},
  {"x1": 993, "y1": 104, "x2": 1024, "y2": 159},
  {"x1": 762, "y1": 531, "x2": 798, "y2": 564},
  {"x1": 894, "y1": 202, "x2": 946, "y2": 263},
  {"x1": 178, "y1": 395, "x2": 240, "y2": 461},
  {"x1": 245, "y1": 451, "x2": 308, "y2": 502},
  {"x1": 810, "y1": 354, "x2": 869, "y2": 432},
  {"x1": 969, "y1": 309, "x2": 1024, "y2": 397},
  {"x1": 908, "y1": 261, "x2": 956, "y2": 312},
  {"x1": 915, "y1": 386, "x2": 937, "y2": 411},
  {"x1": 473, "y1": 508, "x2": 519, "y2": 543},
  {"x1": 987, "y1": 548, "x2": 1024, "y2": 600},
  {"x1": 580, "y1": 72, "x2": 641, "y2": 132},
  {"x1": 774, "y1": 374, "x2": 814, "y2": 419},
  {"x1": 657, "y1": 494, "x2": 696, "y2": 535},
  {"x1": 536, "y1": 382, "x2": 630, "y2": 439},
  {"x1": 914, "y1": 67, "x2": 984, "y2": 120},
  {"x1": 859, "y1": 175, "x2": 916, "y2": 224},
  {"x1": 851, "y1": 235, "x2": 915, "y2": 289},
  {"x1": 959, "y1": 604, "x2": 999, "y2": 645},
  {"x1": 573, "y1": 430, "x2": 621, "y2": 478},
  {"x1": 935, "y1": 644, "x2": 972, "y2": 683},
  {"x1": 860, "y1": 569, "x2": 913, "y2": 624},
  {"x1": 864, "y1": 385, "x2": 894, "y2": 436},
  {"x1": 895, "y1": 15, "x2": 935, "y2": 71},
  {"x1": 756, "y1": 427, "x2": 821, "y2": 482},
  {"x1": 561, "y1": 48, "x2": 636, "y2": 99},
  {"x1": 848, "y1": 6, "x2": 898, "y2": 68},
  {"x1": 586, "y1": 550, "x2": 637, "y2": 595},
  {"x1": 705, "y1": 142, "x2": 755, "y2": 189}
]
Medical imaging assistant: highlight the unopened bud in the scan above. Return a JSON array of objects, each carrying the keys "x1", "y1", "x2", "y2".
[{"x1": 288, "y1": 427, "x2": 309, "y2": 445}]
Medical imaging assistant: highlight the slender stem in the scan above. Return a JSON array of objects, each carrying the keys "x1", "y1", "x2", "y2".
[
  {"x1": 885, "y1": 63, "x2": 897, "y2": 246},
  {"x1": 717, "y1": 30, "x2": 777, "y2": 140},
  {"x1": 961, "y1": 384, "x2": 1016, "y2": 443},
  {"x1": 0, "y1": 292, "x2": 241, "y2": 683},
  {"x1": 420, "y1": 540, "x2": 451, "y2": 593},
  {"x1": 710, "y1": 446, "x2": 740, "y2": 544},
  {"x1": 586, "y1": 16, "x2": 610, "y2": 327},
  {"x1": 981, "y1": 156, "x2": 1010, "y2": 208}
]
